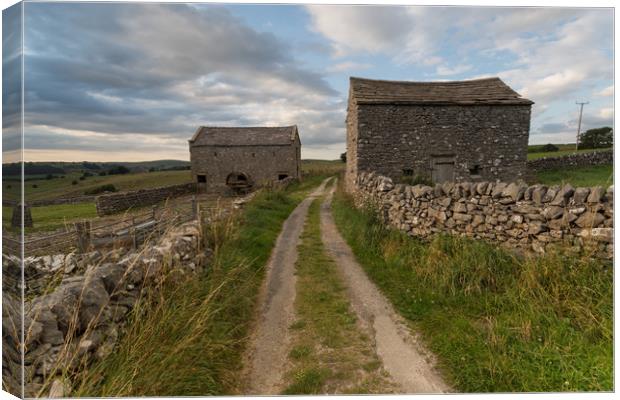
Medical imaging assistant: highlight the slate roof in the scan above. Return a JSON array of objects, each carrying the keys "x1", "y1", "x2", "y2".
[
  {"x1": 189, "y1": 125, "x2": 298, "y2": 146},
  {"x1": 349, "y1": 77, "x2": 533, "y2": 105}
]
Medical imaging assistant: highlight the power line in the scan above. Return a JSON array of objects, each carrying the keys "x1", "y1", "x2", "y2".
[{"x1": 575, "y1": 101, "x2": 589, "y2": 150}]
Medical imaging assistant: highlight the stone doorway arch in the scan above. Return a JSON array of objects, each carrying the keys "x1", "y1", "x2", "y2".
[{"x1": 226, "y1": 172, "x2": 253, "y2": 194}]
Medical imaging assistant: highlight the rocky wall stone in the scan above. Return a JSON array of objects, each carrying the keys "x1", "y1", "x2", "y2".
[
  {"x1": 2, "y1": 221, "x2": 208, "y2": 397},
  {"x1": 526, "y1": 150, "x2": 612, "y2": 172},
  {"x1": 354, "y1": 172, "x2": 613, "y2": 260}
]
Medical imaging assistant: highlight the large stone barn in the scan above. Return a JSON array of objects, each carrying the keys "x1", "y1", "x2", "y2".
[
  {"x1": 345, "y1": 77, "x2": 533, "y2": 189},
  {"x1": 189, "y1": 125, "x2": 301, "y2": 194}
]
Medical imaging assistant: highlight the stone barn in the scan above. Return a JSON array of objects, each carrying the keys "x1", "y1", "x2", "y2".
[
  {"x1": 189, "y1": 125, "x2": 301, "y2": 194},
  {"x1": 345, "y1": 77, "x2": 533, "y2": 190}
]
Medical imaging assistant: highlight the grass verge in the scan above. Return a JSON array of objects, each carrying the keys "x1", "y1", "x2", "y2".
[
  {"x1": 527, "y1": 147, "x2": 611, "y2": 160},
  {"x1": 72, "y1": 175, "x2": 328, "y2": 396},
  {"x1": 283, "y1": 198, "x2": 393, "y2": 395},
  {"x1": 331, "y1": 185, "x2": 612, "y2": 392},
  {"x1": 535, "y1": 164, "x2": 613, "y2": 188}
]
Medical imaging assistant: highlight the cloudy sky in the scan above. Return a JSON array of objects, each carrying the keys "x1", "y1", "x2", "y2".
[{"x1": 2, "y1": 2, "x2": 614, "y2": 162}]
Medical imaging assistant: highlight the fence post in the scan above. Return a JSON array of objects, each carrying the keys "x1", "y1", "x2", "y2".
[
  {"x1": 191, "y1": 196, "x2": 198, "y2": 220},
  {"x1": 75, "y1": 220, "x2": 91, "y2": 253},
  {"x1": 131, "y1": 217, "x2": 137, "y2": 249}
]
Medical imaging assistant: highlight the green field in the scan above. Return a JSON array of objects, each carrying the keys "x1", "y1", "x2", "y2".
[
  {"x1": 527, "y1": 147, "x2": 610, "y2": 161},
  {"x1": 301, "y1": 159, "x2": 345, "y2": 175},
  {"x1": 3, "y1": 170, "x2": 192, "y2": 202},
  {"x1": 3, "y1": 203, "x2": 98, "y2": 233},
  {"x1": 332, "y1": 187, "x2": 612, "y2": 392},
  {"x1": 535, "y1": 164, "x2": 613, "y2": 188}
]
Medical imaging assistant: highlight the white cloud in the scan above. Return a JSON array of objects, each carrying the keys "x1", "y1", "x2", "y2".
[
  {"x1": 597, "y1": 107, "x2": 613, "y2": 121},
  {"x1": 305, "y1": 5, "x2": 412, "y2": 57},
  {"x1": 596, "y1": 85, "x2": 614, "y2": 97},
  {"x1": 327, "y1": 61, "x2": 373, "y2": 73},
  {"x1": 435, "y1": 64, "x2": 472, "y2": 76}
]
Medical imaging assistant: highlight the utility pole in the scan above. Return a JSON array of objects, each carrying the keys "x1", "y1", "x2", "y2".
[{"x1": 575, "y1": 101, "x2": 589, "y2": 150}]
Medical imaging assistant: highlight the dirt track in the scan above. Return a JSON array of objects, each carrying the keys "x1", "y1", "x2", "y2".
[
  {"x1": 320, "y1": 181, "x2": 450, "y2": 394},
  {"x1": 242, "y1": 177, "x2": 448, "y2": 394},
  {"x1": 242, "y1": 178, "x2": 332, "y2": 394}
]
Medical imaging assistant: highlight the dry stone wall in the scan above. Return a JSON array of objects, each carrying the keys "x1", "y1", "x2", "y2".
[
  {"x1": 526, "y1": 150, "x2": 613, "y2": 172},
  {"x1": 95, "y1": 183, "x2": 196, "y2": 216},
  {"x1": 354, "y1": 172, "x2": 613, "y2": 260},
  {"x1": 2, "y1": 221, "x2": 208, "y2": 397}
]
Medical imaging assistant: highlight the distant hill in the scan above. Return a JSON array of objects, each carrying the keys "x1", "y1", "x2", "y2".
[{"x1": 2, "y1": 160, "x2": 191, "y2": 176}]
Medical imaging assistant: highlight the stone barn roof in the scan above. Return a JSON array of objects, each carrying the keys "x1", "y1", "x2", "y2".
[
  {"x1": 349, "y1": 77, "x2": 533, "y2": 105},
  {"x1": 189, "y1": 125, "x2": 299, "y2": 146}
]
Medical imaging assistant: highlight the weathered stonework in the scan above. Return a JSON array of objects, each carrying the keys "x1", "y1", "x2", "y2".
[
  {"x1": 189, "y1": 126, "x2": 301, "y2": 194},
  {"x1": 2, "y1": 221, "x2": 207, "y2": 397},
  {"x1": 345, "y1": 77, "x2": 533, "y2": 190},
  {"x1": 526, "y1": 149, "x2": 613, "y2": 172},
  {"x1": 95, "y1": 183, "x2": 196, "y2": 216},
  {"x1": 354, "y1": 172, "x2": 613, "y2": 260}
]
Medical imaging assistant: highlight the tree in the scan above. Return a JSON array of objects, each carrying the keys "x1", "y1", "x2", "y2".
[
  {"x1": 579, "y1": 127, "x2": 613, "y2": 149},
  {"x1": 340, "y1": 152, "x2": 347, "y2": 163},
  {"x1": 107, "y1": 165, "x2": 130, "y2": 175},
  {"x1": 540, "y1": 143, "x2": 559, "y2": 152}
]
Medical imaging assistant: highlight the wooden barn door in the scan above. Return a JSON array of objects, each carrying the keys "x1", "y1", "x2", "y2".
[{"x1": 431, "y1": 156, "x2": 455, "y2": 183}]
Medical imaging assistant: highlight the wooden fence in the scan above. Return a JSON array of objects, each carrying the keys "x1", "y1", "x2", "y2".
[{"x1": 3, "y1": 198, "x2": 200, "y2": 257}]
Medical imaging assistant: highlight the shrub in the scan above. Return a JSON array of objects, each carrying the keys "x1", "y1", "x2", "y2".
[
  {"x1": 32, "y1": 184, "x2": 38, "y2": 188},
  {"x1": 79, "y1": 176, "x2": 85, "y2": 181},
  {"x1": 84, "y1": 184, "x2": 117, "y2": 195},
  {"x1": 98, "y1": 171, "x2": 107, "y2": 176},
  {"x1": 6, "y1": 185, "x2": 11, "y2": 189},
  {"x1": 82, "y1": 171, "x2": 93, "y2": 178},
  {"x1": 107, "y1": 165, "x2": 130, "y2": 175},
  {"x1": 540, "y1": 143, "x2": 559, "y2": 152},
  {"x1": 45, "y1": 174, "x2": 54, "y2": 180},
  {"x1": 72, "y1": 180, "x2": 78, "y2": 185}
]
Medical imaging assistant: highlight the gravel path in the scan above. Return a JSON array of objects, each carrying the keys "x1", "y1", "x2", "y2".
[
  {"x1": 241, "y1": 178, "x2": 332, "y2": 394},
  {"x1": 320, "y1": 181, "x2": 450, "y2": 394}
]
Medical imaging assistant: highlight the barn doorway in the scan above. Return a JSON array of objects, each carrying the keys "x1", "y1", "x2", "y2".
[
  {"x1": 278, "y1": 174, "x2": 289, "y2": 180},
  {"x1": 196, "y1": 174, "x2": 207, "y2": 193},
  {"x1": 431, "y1": 156, "x2": 455, "y2": 183},
  {"x1": 226, "y1": 172, "x2": 252, "y2": 194}
]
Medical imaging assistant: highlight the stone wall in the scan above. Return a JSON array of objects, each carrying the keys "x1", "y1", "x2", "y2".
[
  {"x1": 3, "y1": 196, "x2": 96, "y2": 208},
  {"x1": 346, "y1": 104, "x2": 531, "y2": 189},
  {"x1": 526, "y1": 150, "x2": 613, "y2": 172},
  {"x1": 354, "y1": 172, "x2": 613, "y2": 260},
  {"x1": 190, "y1": 143, "x2": 301, "y2": 194},
  {"x1": 2, "y1": 221, "x2": 207, "y2": 397},
  {"x1": 95, "y1": 183, "x2": 196, "y2": 216}
]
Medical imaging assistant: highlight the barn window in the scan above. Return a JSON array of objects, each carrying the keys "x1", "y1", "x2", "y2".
[
  {"x1": 214, "y1": 152, "x2": 217, "y2": 157},
  {"x1": 278, "y1": 174, "x2": 288, "y2": 180},
  {"x1": 402, "y1": 169, "x2": 414, "y2": 176},
  {"x1": 197, "y1": 175, "x2": 207, "y2": 183},
  {"x1": 469, "y1": 165, "x2": 481, "y2": 176}
]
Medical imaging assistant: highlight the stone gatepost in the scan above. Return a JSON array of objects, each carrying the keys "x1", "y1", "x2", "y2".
[
  {"x1": 74, "y1": 220, "x2": 92, "y2": 253},
  {"x1": 11, "y1": 203, "x2": 33, "y2": 228}
]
